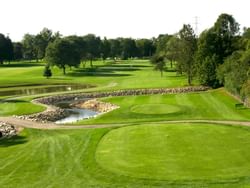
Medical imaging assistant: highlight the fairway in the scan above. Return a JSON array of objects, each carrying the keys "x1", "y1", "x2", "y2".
[
  {"x1": 1, "y1": 124, "x2": 250, "y2": 187},
  {"x1": 96, "y1": 124, "x2": 250, "y2": 181},
  {"x1": 81, "y1": 89, "x2": 250, "y2": 124},
  {"x1": 0, "y1": 60, "x2": 187, "y2": 92}
]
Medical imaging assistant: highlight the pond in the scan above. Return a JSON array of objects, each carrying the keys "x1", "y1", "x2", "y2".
[
  {"x1": 55, "y1": 108, "x2": 99, "y2": 124},
  {"x1": 54, "y1": 101, "x2": 99, "y2": 124},
  {"x1": 0, "y1": 84, "x2": 94, "y2": 97}
]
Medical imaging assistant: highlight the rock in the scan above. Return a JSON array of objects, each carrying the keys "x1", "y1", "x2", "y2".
[
  {"x1": 16, "y1": 86, "x2": 210, "y2": 123},
  {"x1": 0, "y1": 122, "x2": 17, "y2": 138},
  {"x1": 73, "y1": 99, "x2": 119, "y2": 113}
]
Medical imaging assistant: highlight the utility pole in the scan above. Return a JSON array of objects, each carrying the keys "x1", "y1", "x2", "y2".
[{"x1": 194, "y1": 16, "x2": 199, "y2": 37}]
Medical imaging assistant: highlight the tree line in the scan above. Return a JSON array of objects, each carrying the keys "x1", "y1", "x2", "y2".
[
  {"x1": 0, "y1": 13, "x2": 249, "y2": 103},
  {"x1": 152, "y1": 13, "x2": 250, "y2": 104},
  {"x1": 0, "y1": 28, "x2": 156, "y2": 66}
]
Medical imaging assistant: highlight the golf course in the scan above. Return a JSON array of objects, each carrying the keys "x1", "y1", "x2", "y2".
[{"x1": 1, "y1": 59, "x2": 250, "y2": 188}]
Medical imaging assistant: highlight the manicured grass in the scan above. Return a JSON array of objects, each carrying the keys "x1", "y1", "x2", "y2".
[
  {"x1": 0, "y1": 98, "x2": 45, "y2": 116},
  {"x1": 80, "y1": 89, "x2": 250, "y2": 124},
  {"x1": 0, "y1": 60, "x2": 187, "y2": 92},
  {"x1": 96, "y1": 123, "x2": 250, "y2": 181},
  {"x1": 1, "y1": 125, "x2": 250, "y2": 187}
]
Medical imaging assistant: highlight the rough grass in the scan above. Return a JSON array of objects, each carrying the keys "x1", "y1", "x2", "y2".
[
  {"x1": 79, "y1": 89, "x2": 250, "y2": 124},
  {"x1": 1, "y1": 126, "x2": 250, "y2": 188}
]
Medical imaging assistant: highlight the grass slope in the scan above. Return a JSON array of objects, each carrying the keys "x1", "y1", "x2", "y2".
[
  {"x1": 96, "y1": 123, "x2": 250, "y2": 181},
  {"x1": 1, "y1": 125, "x2": 250, "y2": 188},
  {"x1": 0, "y1": 98, "x2": 45, "y2": 116},
  {"x1": 80, "y1": 89, "x2": 250, "y2": 124}
]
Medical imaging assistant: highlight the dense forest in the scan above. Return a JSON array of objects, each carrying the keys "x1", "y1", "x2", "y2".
[{"x1": 0, "y1": 13, "x2": 249, "y2": 104}]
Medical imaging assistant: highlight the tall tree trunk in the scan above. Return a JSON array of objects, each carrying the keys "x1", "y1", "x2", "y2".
[
  {"x1": 170, "y1": 60, "x2": 173, "y2": 68},
  {"x1": 188, "y1": 71, "x2": 192, "y2": 85},
  {"x1": 62, "y1": 66, "x2": 66, "y2": 75},
  {"x1": 90, "y1": 58, "x2": 93, "y2": 67}
]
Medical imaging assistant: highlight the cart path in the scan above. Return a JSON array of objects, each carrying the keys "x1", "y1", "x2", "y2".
[{"x1": 1, "y1": 116, "x2": 250, "y2": 130}]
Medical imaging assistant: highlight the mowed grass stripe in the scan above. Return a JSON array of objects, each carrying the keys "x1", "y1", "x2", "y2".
[
  {"x1": 2, "y1": 127, "x2": 250, "y2": 187},
  {"x1": 96, "y1": 124, "x2": 250, "y2": 181}
]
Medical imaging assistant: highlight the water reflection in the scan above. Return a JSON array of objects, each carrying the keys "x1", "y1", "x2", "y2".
[
  {"x1": 0, "y1": 84, "x2": 94, "y2": 96},
  {"x1": 55, "y1": 108, "x2": 99, "y2": 124}
]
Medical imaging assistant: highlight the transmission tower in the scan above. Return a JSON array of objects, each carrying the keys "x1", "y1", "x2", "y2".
[{"x1": 194, "y1": 16, "x2": 199, "y2": 37}]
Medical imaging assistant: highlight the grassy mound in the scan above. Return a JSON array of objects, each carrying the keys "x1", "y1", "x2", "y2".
[
  {"x1": 130, "y1": 104, "x2": 182, "y2": 115},
  {"x1": 1, "y1": 126, "x2": 250, "y2": 187},
  {"x1": 96, "y1": 123, "x2": 250, "y2": 181}
]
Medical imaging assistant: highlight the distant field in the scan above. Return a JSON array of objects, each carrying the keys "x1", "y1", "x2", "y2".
[
  {"x1": 0, "y1": 60, "x2": 187, "y2": 92},
  {"x1": 80, "y1": 89, "x2": 250, "y2": 124}
]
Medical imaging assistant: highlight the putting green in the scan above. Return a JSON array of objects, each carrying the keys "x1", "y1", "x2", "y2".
[
  {"x1": 130, "y1": 104, "x2": 182, "y2": 115},
  {"x1": 96, "y1": 124, "x2": 250, "y2": 181}
]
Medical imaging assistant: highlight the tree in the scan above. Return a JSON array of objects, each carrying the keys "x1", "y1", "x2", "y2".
[
  {"x1": 217, "y1": 51, "x2": 249, "y2": 95},
  {"x1": 82, "y1": 34, "x2": 101, "y2": 67},
  {"x1": 196, "y1": 13, "x2": 240, "y2": 87},
  {"x1": 22, "y1": 34, "x2": 36, "y2": 60},
  {"x1": 109, "y1": 39, "x2": 121, "y2": 61},
  {"x1": 0, "y1": 34, "x2": 14, "y2": 64},
  {"x1": 43, "y1": 65, "x2": 52, "y2": 78},
  {"x1": 165, "y1": 35, "x2": 181, "y2": 68},
  {"x1": 120, "y1": 38, "x2": 138, "y2": 60},
  {"x1": 34, "y1": 28, "x2": 53, "y2": 60},
  {"x1": 13, "y1": 42, "x2": 23, "y2": 60},
  {"x1": 178, "y1": 24, "x2": 197, "y2": 85},
  {"x1": 151, "y1": 55, "x2": 166, "y2": 77},
  {"x1": 45, "y1": 38, "x2": 81, "y2": 75},
  {"x1": 155, "y1": 34, "x2": 172, "y2": 56},
  {"x1": 136, "y1": 39, "x2": 155, "y2": 58},
  {"x1": 196, "y1": 29, "x2": 219, "y2": 86},
  {"x1": 101, "y1": 37, "x2": 111, "y2": 61},
  {"x1": 241, "y1": 81, "x2": 250, "y2": 104}
]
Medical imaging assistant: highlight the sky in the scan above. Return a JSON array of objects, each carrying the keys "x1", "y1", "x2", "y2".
[{"x1": 1, "y1": 0, "x2": 250, "y2": 41}]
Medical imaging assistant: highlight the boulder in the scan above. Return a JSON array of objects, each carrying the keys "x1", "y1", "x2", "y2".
[{"x1": 0, "y1": 122, "x2": 17, "y2": 138}]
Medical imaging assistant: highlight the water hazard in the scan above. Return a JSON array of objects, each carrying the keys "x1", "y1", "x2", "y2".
[
  {"x1": 55, "y1": 108, "x2": 99, "y2": 124},
  {"x1": 0, "y1": 84, "x2": 94, "y2": 97}
]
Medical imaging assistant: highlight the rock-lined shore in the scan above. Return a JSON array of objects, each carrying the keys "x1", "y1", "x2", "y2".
[
  {"x1": 17, "y1": 107, "x2": 70, "y2": 123},
  {"x1": 72, "y1": 98, "x2": 119, "y2": 113},
  {"x1": 35, "y1": 86, "x2": 210, "y2": 105},
  {"x1": 0, "y1": 122, "x2": 17, "y2": 138},
  {"x1": 16, "y1": 86, "x2": 210, "y2": 123}
]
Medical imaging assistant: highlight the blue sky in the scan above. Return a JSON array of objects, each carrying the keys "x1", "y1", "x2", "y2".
[{"x1": 1, "y1": 0, "x2": 249, "y2": 41}]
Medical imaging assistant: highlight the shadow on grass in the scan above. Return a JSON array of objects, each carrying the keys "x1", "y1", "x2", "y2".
[
  {"x1": 0, "y1": 99, "x2": 26, "y2": 103},
  {"x1": 0, "y1": 63, "x2": 43, "y2": 68},
  {"x1": 0, "y1": 135, "x2": 28, "y2": 147},
  {"x1": 68, "y1": 68, "x2": 132, "y2": 77},
  {"x1": 50, "y1": 78, "x2": 73, "y2": 81},
  {"x1": 165, "y1": 69, "x2": 177, "y2": 72},
  {"x1": 110, "y1": 64, "x2": 151, "y2": 68},
  {"x1": 98, "y1": 67, "x2": 140, "y2": 71},
  {"x1": 68, "y1": 71, "x2": 131, "y2": 77}
]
